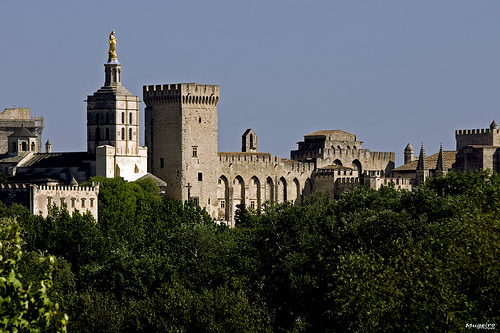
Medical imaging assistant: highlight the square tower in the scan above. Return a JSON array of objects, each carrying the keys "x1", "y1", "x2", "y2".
[
  {"x1": 143, "y1": 83, "x2": 219, "y2": 211},
  {"x1": 86, "y1": 54, "x2": 147, "y2": 180}
]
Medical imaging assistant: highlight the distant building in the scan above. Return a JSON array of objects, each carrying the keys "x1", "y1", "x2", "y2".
[
  {"x1": 0, "y1": 181, "x2": 99, "y2": 220},
  {"x1": 143, "y1": 85, "x2": 395, "y2": 225},
  {"x1": 0, "y1": 108, "x2": 44, "y2": 154},
  {"x1": 2, "y1": 34, "x2": 497, "y2": 225}
]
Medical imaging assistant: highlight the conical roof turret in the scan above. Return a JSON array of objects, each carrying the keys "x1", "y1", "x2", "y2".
[{"x1": 490, "y1": 120, "x2": 498, "y2": 130}]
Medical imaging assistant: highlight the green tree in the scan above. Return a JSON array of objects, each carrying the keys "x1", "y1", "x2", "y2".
[{"x1": 0, "y1": 218, "x2": 68, "y2": 332}]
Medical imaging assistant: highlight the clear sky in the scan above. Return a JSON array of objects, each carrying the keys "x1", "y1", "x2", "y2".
[{"x1": 1, "y1": 1, "x2": 499, "y2": 166}]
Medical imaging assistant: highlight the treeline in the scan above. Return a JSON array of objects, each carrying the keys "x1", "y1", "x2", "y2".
[{"x1": 1, "y1": 172, "x2": 499, "y2": 332}]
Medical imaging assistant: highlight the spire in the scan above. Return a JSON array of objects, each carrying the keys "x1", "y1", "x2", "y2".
[
  {"x1": 416, "y1": 143, "x2": 429, "y2": 170},
  {"x1": 436, "y1": 143, "x2": 447, "y2": 172}
]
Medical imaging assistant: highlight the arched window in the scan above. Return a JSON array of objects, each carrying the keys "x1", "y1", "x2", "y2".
[
  {"x1": 21, "y1": 142, "x2": 27, "y2": 151},
  {"x1": 106, "y1": 128, "x2": 110, "y2": 140},
  {"x1": 121, "y1": 112, "x2": 125, "y2": 124},
  {"x1": 129, "y1": 128, "x2": 132, "y2": 140},
  {"x1": 31, "y1": 142, "x2": 36, "y2": 151},
  {"x1": 129, "y1": 112, "x2": 132, "y2": 124},
  {"x1": 121, "y1": 128, "x2": 125, "y2": 140}
]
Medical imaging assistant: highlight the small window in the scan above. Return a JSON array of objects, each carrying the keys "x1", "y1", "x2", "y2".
[
  {"x1": 122, "y1": 112, "x2": 125, "y2": 124},
  {"x1": 129, "y1": 128, "x2": 132, "y2": 140},
  {"x1": 21, "y1": 142, "x2": 27, "y2": 151},
  {"x1": 71, "y1": 198, "x2": 76, "y2": 208},
  {"x1": 31, "y1": 142, "x2": 36, "y2": 151},
  {"x1": 250, "y1": 200, "x2": 255, "y2": 208},
  {"x1": 193, "y1": 197, "x2": 199, "y2": 207},
  {"x1": 106, "y1": 113, "x2": 110, "y2": 124},
  {"x1": 121, "y1": 128, "x2": 125, "y2": 140},
  {"x1": 106, "y1": 128, "x2": 110, "y2": 140},
  {"x1": 90, "y1": 198, "x2": 94, "y2": 208},
  {"x1": 220, "y1": 200, "x2": 225, "y2": 209},
  {"x1": 81, "y1": 198, "x2": 86, "y2": 208},
  {"x1": 47, "y1": 197, "x2": 52, "y2": 206},
  {"x1": 160, "y1": 158, "x2": 165, "y2": 168},
  {"x1": 199, "y1": 117, "x2": 202, "y2": 123},
  {"x1": 198, "y1": 172, "x2": 203, "y2": 181},
  {"x1": 60, "y1": 198, "x2": 65, "y2": 206},
  {"x1": 192, "y1": 146, "x2": 198, "y2": 157},
  {"x1": 129, "y1": 112, "x2": 133, "y2": 124}
]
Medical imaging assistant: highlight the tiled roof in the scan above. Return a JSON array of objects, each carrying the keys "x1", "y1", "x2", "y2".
[
  {"x1": 218, "y1": 152, "x2": 272, "y2": 156},
  {"x1": 304, "y1": 130, "x2": 355, "y2": 137},
  {"x1": 10, "y1": 125, "x2": 37, "y2": 138},
  {"x1": 318, "y1": 164, "x2": 354, "y2": 170},
  {"x1": 392, "y1": 151, "x2": 457, "y2": 172},
  {"x1": 19, "y1": 152, "x2": 95, "y2": 168},
  {"x1": 0, "y1": 152, "x2": 30, "y2": 163}
]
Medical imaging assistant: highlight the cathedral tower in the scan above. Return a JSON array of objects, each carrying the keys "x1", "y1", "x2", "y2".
[
  {"x1": 143, "y1": 83, "x2": 219, "y2": 211},
  {"x1": 86, "y1": 32, "x2": 147, "y2": 179}
]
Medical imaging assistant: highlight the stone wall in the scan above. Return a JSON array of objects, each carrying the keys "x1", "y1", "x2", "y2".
[{"x1": 0, "y1": 182, "x2": 99, "y2": 220}]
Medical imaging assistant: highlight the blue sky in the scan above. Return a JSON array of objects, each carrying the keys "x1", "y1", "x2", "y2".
[{"x1": 1, "y1": 1, "x2": 499, "y2": 166}]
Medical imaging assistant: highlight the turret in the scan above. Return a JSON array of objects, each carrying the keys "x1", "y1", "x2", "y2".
[
  {"x1": 45, "y1": 139, "x2": 51, "y2": 153},
  {"x1": 404, "y1": 143, "x2": 414, "y2": 164}
]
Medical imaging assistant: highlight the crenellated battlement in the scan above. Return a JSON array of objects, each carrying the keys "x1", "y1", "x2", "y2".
[
  {"x1": 455, "y1": 124, "x2": 500, "y2": 150},
  {"x1": 143, "y1": 83, "x2": 219, "y2": 106},
  {"x1": 218, "y1": 152, "x2": 280, "y2": 164},
  {"x1": 455, "y1": 128, "x2": 500, "y2": 135},
  {"x1": 335, "y1": 177, "x2": 359, "y2": 184},
  {"x1": 0, "y1": 182, "x2": 99, "y2": 192}
]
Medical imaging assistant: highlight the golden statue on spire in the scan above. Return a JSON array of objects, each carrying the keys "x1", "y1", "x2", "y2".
[{"x1": 108, "y1": 30, "x2": 118, "y2": 60}]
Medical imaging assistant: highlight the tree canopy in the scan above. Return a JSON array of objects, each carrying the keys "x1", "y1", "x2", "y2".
[{"x1": 0, "y1": 171, "x2": 498, "y2": 332}]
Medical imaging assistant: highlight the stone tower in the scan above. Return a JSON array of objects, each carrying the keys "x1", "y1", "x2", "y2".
[
  {"x1": 143, "y1": 83, "x2": 219, "y2": 210},
  {"x1": 86, "y1": 58, "x2": 140, "y2": 156},
  {"x1": 86, "y1": 33, "x2": 147, "y2": 180}
]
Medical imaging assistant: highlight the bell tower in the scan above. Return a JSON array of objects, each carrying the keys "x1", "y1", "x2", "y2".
[{"x1": 86, "y1": 31, "x2": 147, "y2": 180}]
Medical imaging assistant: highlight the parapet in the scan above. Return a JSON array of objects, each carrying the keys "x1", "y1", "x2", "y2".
[
  {"x1": 143, "y1": 83, "x2": 219, "y2": 106},
  {"x1": 455, "y1": 126, "x2": 500, "y2": 150},
  {"x1": 0, "y1": 108, "x2": 30, "y2": 119}
]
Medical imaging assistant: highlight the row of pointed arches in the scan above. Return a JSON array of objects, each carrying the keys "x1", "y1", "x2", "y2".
[{"x1": 216, "y1": 175, "x2": 313, "y2": 222}]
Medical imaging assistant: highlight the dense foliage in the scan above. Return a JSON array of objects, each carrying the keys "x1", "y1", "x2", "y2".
[{"x1": 0, "y1": 171, "x2": 498, "y2": 332}]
